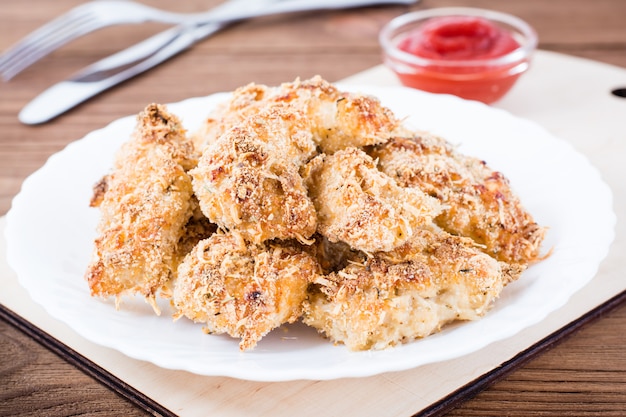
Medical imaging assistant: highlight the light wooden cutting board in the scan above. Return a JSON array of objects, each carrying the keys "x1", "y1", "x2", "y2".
[{"x1": 1, "y1": 50, "x2": 625, "y2": 416}]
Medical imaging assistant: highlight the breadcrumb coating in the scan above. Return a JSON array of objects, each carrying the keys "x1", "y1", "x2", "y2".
[
  {"x1": 302, "y1": 147, "x2": 441, "y2": 253},
  {"x1": 173, "y1": 231, "x2": 321, "y2": 351},
  {"x1": 193, "y1": 75, "x2": 402, "y2": 154},
  {"x1": 85, "y1": 104, "x2": 197, "y2": 312},
  {"x1": 303, "y1": 227, "x2": 523, "y2": 351},
  {"x1": 368, "y1": 134, "x2": 546, "y2": 266},
  {"x1": 190, "y1": 104, "x2": 317, "y2": 244}
]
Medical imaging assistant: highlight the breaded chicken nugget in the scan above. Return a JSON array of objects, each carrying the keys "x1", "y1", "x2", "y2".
[
  {"x1": 302, "y1": 147, "x2": 442, "y2": 253},
  {"x1": 193, "y1": 76, "x2": 401, "y2": 154},
  {"x1": 303, "y1": 227, "x2": 523, "y2": 351},
  {"x1": 280, "y1": 76, "x2": 401, "y2": 153},
  {"x1": 368, "y1": 135, "x2": 546, "y2": 265},
  {"x1": 190, "y1": 104, "x2": 317, "y2": 244},
  {"x1": 85, "y1": 104, "x2": 197, "y2": 312},
  {"x1": 173, "y1": 231, "x2": 321, "y2": 351}
]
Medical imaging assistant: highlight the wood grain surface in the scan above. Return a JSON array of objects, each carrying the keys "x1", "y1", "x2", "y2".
[{"x1": 1, "y1": 0, "x2": 625, "y2": 416}]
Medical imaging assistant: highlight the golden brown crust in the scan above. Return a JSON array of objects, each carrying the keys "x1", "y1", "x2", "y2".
[
  {"x1": 302, "y1": 147, "x2": 441, "y2": 253},
  {"x1": 303, "y1": 227, "x2": 523, "y2": 351},
  {"x1": 84, "y1": 104, "x2": 198, "y2": 311},
  {"x1": 190, "y1": 104, "x2": 317, "y2": 244},
  {"x1": 173, "y1": 231, "x2": 321, "y2": 351},
  {"x1": 368, "y1": 134, "x2": 546, "y2": 266},
  {"x1": 89, "y1": 175, "x2": 109, "y2": 208},
  {"x1": 192, "y1": 75, "x2": 402, "y2": 154}
]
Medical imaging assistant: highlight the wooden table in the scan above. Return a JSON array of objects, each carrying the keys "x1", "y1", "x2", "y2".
[{"x1": 1, "y1": 1, "x2": 625, "y2": 416}]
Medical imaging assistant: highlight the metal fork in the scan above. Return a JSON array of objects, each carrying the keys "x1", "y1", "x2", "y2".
[{"x1": 0, "y1": 0, "x2": 278, "y2": 81}]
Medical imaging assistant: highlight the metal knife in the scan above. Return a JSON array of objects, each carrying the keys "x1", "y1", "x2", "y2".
[
  {"x1": 18, "y1": 22, "x2": 224, "y2": 125},
  {"x1": 18, "y1": 0, "x2": 419, "y2": 125}
]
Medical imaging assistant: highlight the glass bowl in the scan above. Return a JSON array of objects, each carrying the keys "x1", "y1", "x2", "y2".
[{"x1": 379, "y1": 8, "x2": 538, "y2": 103}]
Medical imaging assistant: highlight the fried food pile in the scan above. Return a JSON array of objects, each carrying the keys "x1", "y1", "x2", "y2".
[{"x1": 85, "y1": 76, "x2": 545, "y2": 351}]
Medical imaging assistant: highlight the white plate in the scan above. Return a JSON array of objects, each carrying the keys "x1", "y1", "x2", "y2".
[{"x1": 5, "y1": 86, "x2": 615, "y2": 381}]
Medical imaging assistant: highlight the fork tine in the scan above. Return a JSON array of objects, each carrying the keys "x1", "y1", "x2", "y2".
[
  {"x1": 0, "y1": 14, "x2": 94, "y2": 67},
  {"x1": 0, "y1": 16, "x2": 102, "y2": 80},
  {"x1": 0, "y1": 6, "x2": 90, "y2": 66},
  {"x1": 0, "y1": 4, "x2": 98, "y2": 79}
]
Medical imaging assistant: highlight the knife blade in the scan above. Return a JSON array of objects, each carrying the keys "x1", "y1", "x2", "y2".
[
  {"x1": 18, "y1": 0, "x2": 420, "y2": 124},
  {"x1": 18, "y1": 22, "x2": 224, "y2": 125}
]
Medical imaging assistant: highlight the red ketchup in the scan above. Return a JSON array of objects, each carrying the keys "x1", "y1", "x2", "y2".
[{"x1": 395, "y1": 16, "x2": 525, "y2": 103}]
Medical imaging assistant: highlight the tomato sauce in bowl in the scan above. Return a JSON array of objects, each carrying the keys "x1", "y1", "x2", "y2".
[{"x1": 380, "y1": 8, "x2": 537, "y2": 103}]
